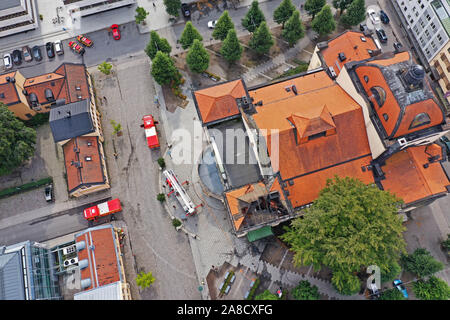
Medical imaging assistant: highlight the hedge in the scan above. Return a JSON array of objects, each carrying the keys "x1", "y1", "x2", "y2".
[
  {"x1": 246, "y1": 278, "x2": 261, "y2": 300},
  {"x1": 0, "y1": 177, "x2": 53, "y2": 199},
  {"x1": 220, "y1": 270, "x2": 235, "y2": 294}
]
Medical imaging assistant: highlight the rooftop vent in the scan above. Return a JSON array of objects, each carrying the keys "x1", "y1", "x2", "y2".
[
  {"x1": 29, "y1": 93, "x2": 38, "y2": 107},
  {"x1": 78, "y1": 259, "x2": 89, "y2": 270},
  {"x1": 75, "y1": 240, "x2": 86, "y2": 252},
  {"x1": 292, "y1": 85, "x2": 298, "y2": 95},
  {"x1": 402, "y1": 64, "x2": 425, "y2": 88},
  {"x1": 80, "y1": 278, "x2": 91, "y2": 290},
  {"x1": 22, "y1": 89, "x2": 28, "y2": 96},
  {"x1": 338, "y1": 52, "x2": 346, "y2": 62},
  {"x1": 85, "y1": 156, "x2": 92, "y2": 161},
  {"x1": 76, "y1": 85, "x2": 81, "y2": 91},
  {"x1": 0, "y1": 93, "x2": 4, "y2": 98},
  {"x1": 328, "y1": 66, "x2": 337, "y2": 79},
  {"x1": 5, "y1": 76, "x2": 10, "y2": 82},
  {"x1": 87, "y1": 141, "x2": 92, "y2": 146}
]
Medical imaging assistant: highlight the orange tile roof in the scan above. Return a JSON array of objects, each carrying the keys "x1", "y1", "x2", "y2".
[
  {"x1": 320, "y1": 31, "x2": 378, "y2": 75},
  {"x1": 367, "y1": 51, "x2": 410, "y2": 66},
  {"x1": 381, "y1": 145, "x2": 450, "y2": 204},
  {"x1": 0, "y1": 72, "x2": 19, "y2": 105},
  {"x1": 286, "y1": 155, "x2": 374, "y2": 208},
  {"x1": 76, "y1": 226, "x2": 121, "y2": 291},
  {"x1": 194, "y1": 79, "x2": 246, "y2": 124},
  {"x1": 249, "y1": 71, "x2": 372, "y2": 181},
  {"x1": 63, "y1": 136, "x2": 106, "y2": 193}
]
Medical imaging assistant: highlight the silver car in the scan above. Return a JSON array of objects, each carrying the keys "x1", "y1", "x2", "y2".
[
  {"x1": 367, "y1": 8, "x2": 380, "y2": 25},
  {"x1": 54, "y1": 40, "x2": 64, "y2": 55},
  {"x1": 3, "y1": 53, "x2": 12, "y2": 70}
]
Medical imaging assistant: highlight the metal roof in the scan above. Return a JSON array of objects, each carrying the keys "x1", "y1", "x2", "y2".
[
  {"x1": 49, "y1": 98, "x2": 94, "y2": 142},
  {"x1": 73, "y1": 281, "x2": 122, "y2": 300},
  {"x1": 246, "y1": 226, "x2": 274, "y2": 242},
  {"x1": 0, "y1": 250, "x2": 26, "y2": 300},
  {"x1": 0, "y1": 0, "x2": 22, "y2": 11}
]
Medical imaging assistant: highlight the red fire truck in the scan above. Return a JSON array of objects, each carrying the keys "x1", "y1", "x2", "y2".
[
  {"x1": 83, "y1": 198, "x2": 122, "y2": 223},
  {"x1": 141, "y1": 115, "x2": 160, "y2": 149}
]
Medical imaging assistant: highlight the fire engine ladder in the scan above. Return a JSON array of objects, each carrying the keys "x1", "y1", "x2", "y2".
[{"x1": 163, "y1": 169, "x2": 200, "y2": 216}]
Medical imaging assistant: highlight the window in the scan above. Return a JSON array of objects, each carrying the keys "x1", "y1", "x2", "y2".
[
  {"x1": 308, "y1": 131, "x2": 327, "y2": 141},
  {"x1": 364, "y1": 75, "x2": 369, "y2": 83},
  {"x1": 383, "y1": 113, "x2": 389, "y2": 121},
  {"x1": 0, "y1": 93, "x2": 4, "y2": 98},
  {"x1": 409, "y1": 113, "x2": 431, "y2": 129},
  {"x1": 370, "y1": 86, "x2": 387, "y2": 107}
]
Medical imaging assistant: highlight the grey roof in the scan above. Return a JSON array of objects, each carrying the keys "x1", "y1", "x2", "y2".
[
  {"x1": 74, "y1": 281, "x2": 122, "y2": 300},
  {"x1": 0, "y1": 251, "x2": 26, "y2": 300},
  {"x1": 49, "y1": 99, "x2": 94, "y2": 142},
  {"x1": 0, "y1": 0, "x2": 22, "y2": 11}
]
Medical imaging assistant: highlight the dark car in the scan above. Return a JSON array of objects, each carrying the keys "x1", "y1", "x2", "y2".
[
  {"x1": 44, "y1": 184, "x2": 53, "y2": 202},
  {"x1": 380, "y1": 10, "x2": 390, "y2": 24},
  {"x1": 46, "y1": 42, "x2": 55, "y2": 59},
  {"x1": 376, "y1": 28, "x2": 388, "y2": 43},
  {"x1": 181, "y1": 3, "x2": 190, "y2": 18},
  {"x1": 12, "y1": 49, "x2": 22, "y2": 65},
  {"x1": 393, "y1": 42, "x2": 403, "y2": 51},
  {"x1": 32, "y1": 46, "x2": 43, "y2": 61},
  {"x1": 359, "y1": 23, "x2": 367, "y2": 32}
]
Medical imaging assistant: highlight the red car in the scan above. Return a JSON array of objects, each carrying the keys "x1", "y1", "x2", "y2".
[
  {"x1": 68, "y1": 41, "x2": 85, "y2": 55},
  {"x1": 111, "y1": 24, "x2": 121, "y2": 40},
  {"x1": 141, "y1": 115, "x2": 160, "y2": 149},
  {"x1": 76, "y1": 35, "x2": 93, "y2": 47}
]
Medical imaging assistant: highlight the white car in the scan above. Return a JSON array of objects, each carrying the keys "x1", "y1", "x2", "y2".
[
  {"x1": 367, "y1": 8, "x2": 380, "y2": 25},
  {"x1": 3, "y1": 53, "x2": 12, "y2": 70},
  {"x1": 54, "y1": 40, "x2": 64, "y2": 55},
  {"x1": 208, "y1": 20, "x2": 217, "y2": 29}
]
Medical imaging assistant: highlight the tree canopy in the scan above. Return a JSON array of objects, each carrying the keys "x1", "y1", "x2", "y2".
[
  {"x1": 311, "y1": 5, "x2": 336, "y2": 36},
  {"x1": 274, "y1": 0, "x2": 296, "y2": 28},
  {"x1": 255, "y1": 290, "x2": 279, "y2": 300},
  {"x1": 145, "y1": 31, "x2": 172, "y2": 60},
  {"x1": 220, "y1": 29, "x2": 243, "y2": 63},
  {"x1": 179, "y1": 21, "x2": 203, "y2": 49},
  {"x1": 135, "y1": 7, "x2": 149, "y2": 24},
  {"x1": 98, "y1": 61, "x2": 112, "y2": 75},
  {"x1": 212, "y1": 10, "x2": 235, "y2": 41},
  {"x1": 291, "y1": 280, "x2": 320, "y2": 300},
  {"x1": 304, "y1": 0, "x2": 326, "y2": 19},
  {"x1": 151, "y1": 51, "x2": 179, "y2": 85},
  {"x1": 136, "y1": 271, "x2": 155, "y2": 290},
  {"x1": 242, "y1": 0, "x2": 266, "y2": 33},
  {"x1": 282, "y1": 10, "x2": 305, "y2": 47},
  {"x1": 186, "y1": 39, "x2": 210, "y2": 73},
  {"x1": 340, "y1": 0, "x2": 366, "y2": 26},
  {"x1": 401, "y1": 248, "x2": 444, "y2": 278},
  {"x1": 281, "y1": 176, "x2": 406, "y2": 295},
  {"x1": 164, "y1": 0, "x2": 181, "y2": 17},
  {"x1": 413, "y1": 276, "x2": 450, "y2": 300},
  {"x1": 332, "y1": 0, "x2": 353, "y2": 15},
  {"x1": 249, "y1": 21, "x2": 274, "y2": 55}
]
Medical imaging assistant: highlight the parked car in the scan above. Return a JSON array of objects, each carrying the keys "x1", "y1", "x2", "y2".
[
  {"x1": 367, "y1": 8, "x2": 380, "y2": 25},
  {"x1": 380, "y1": 10, "x2": 390, "y2": 24},
  {"x1": 181, "y1": 3, "x2": 191, "y2": 18},
  {"x1": 440, "y1": 135, "x2": 450, "y2": 156},
  {"x1": 76, "y1": 34, "x2": 93, "y2": 47},
  {"x1": 45, "y1": 184, "x2": 53, "y2": 202},
  {"x1": 393, "y1": 41, "x2": 403, "y2": 51},
  {"x1": 3, "y1": 53, "x2": 12, "y2": 70},
  {"x1": 208, "y1": 20, "x2": 217, "y2": 29},
  {"x1": 376, "y1": 28, "x2": 388, "y2": 43},
  {"x1": 393, "y1": 279, "x2": 408, "y2": 299},
  {"x1": 22, "y1": 46, "x2": 32, "y2": 62},
  {"x1": 111, "y1": 24, "x2": 121, "y2": 40},
  {"x1": 12, "y1": 50, "x2": 22, "y2": 65},
  {"x1": 46, "y1": 42, "x2": 55, "y2": 58},
  {"x1": 68, "y1": 41, "x2": 85, "y2": 55},
  {"x1": 32, "y1": 46, "x2": 43, "y2": 61},
  {"x1": 54, "y1": 40, "x2": 64, "y2": 55},
  {"x1": 359, "y1": 23, "x2": 367, "y2": 32}
]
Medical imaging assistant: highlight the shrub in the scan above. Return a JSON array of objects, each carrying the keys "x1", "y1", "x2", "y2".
[
  {"x1": 413, "y1": 276, "x2": 450, "y2": 300},
  {"x1": 0, "y1": 177, "x2": 53, "y2": 199},
  {"x1": 157, "y1": 193, "x2": 166, "y2": 202},
  {"x1": 246, "y1": 278, "x2": 260, "y2": 300},
  {"x1": 220, "y1": 270, "x2": 235, "y2": 294},
  {"x1": 379, "y1": 288, "x2": 406, "y2": 300},
  {"x1": 157, "y1": 157, "x2": 166, "y2": 168},
  {"x1": 401, "y1": 248, "x2": 444, "y2": 278},
  {"x1": 22, "y1": 112, "x2": 50, "y2": 128},
  {"x1": 442, "y1": 234, "x2": 450, "y2": 250},
  {"x1": 172, "y1": 218, "x2": 182, "y2": 228},
  {"x1": 292, "y1": 280, "x2": 320, "y2": 300}
]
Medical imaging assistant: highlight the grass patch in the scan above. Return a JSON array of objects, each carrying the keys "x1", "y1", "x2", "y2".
[
  {"x1": 275, "y1": 62, "x2": 309, "y2": 79},
  {"x1": 220, "y1": 270, "x2": 235, "y2": 295},
  {"x1": 0, "y1": 177, "x2": 53, "y2": 199}
]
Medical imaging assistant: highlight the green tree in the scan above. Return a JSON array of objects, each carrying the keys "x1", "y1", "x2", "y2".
[
  {"x1": 0, "y1": 104, "x2": 36, "y2": 176},
  {"x1": 274, "y1": 0, "x2": 296, "y2": 28},
  {"x1": 242, "y1": 0, "x2": 266, "y2": 33},
  {"x1": 379, "y1": 288, "x2": 406, "y2": 300},
  {"x1": 157, "y1": 193, "x2": 166, "y2": 202},
  {"x1": 145, "y1": 31, "x2": 172, "y2": 60},
  {"x1": 304, "y1": 0, "x2": 326, "y2": 19},
  {"x1": 151, "y1": 51, "x2": 179, "y2": 85},
  {"x1": 332, "y1": 0, "x2": 353, "y2": 16},
  {"x1": 110, "y1": 120, "x2": 122, "y2": 135},
  {"x1": 98, "y1": 61, "x2": 112, "y2": 75},
  {"x1": 164, "y1": 0, "x2": 181, "y2": 17},
  {"x1": 135, "y1": 7, "x2": 149, "y2": 24},
  {"x1": 186, "y1": 39, "x2": 210, "y2": 73},
  {"x1": 249, "y1": 21, "x2": 274, "y2": 55},
  {"x1": 381, "y1": 261, "x2": 402, "y2": 283},
  {"x1": 291, "y1": 280, "x2": 320, "y2": 300},
  {"x1": 401, "y1": 248, "x2": 444, "y2": 278},
  {"x1": 255, "y1": 290, "x2": 279, "y2": 300},
  {"x1": 179, "y1": 21, "x2": 203, "y2": 49},
  {"x1": 212, "y1": 10, "x2": 235, "y2": 41},
  {"x1": 220, "y1": 29, "x2": 243, "y2": 63},
  {"x1": 136, "y1": 271, "x2": 155, "y2": 290},
  {"x1": 311, "y1": 5, "x2": 336, "y2": 36},
  {"x1": 340, "y1": 0, "x2": 366, "y2": 27},
  {"x1": 282, "y1": 10, "x2": 305, "y2": 47},
  {"x1": 281, "y1": 176, "x2": 406, "y2": 295},
  {"x1": 413, "y1": 276, "x2": 450, "y2": 300}
]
